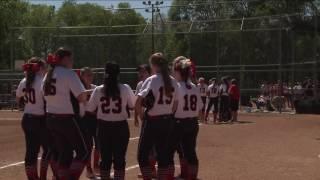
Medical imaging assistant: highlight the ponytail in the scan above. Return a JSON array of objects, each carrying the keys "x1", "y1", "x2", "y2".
[
  {"x1": 103, "y1": 62, "x2": 120, "y2": 98},
  {"x1": 43, "y1": 47, "x2": 72, "y2": 95},
  {"x1": 160, "y1": 63, "x2": 173, "y2": 96},
  {"x1": 43, "y1": 65, "x2": 55, "y2": 95},
  {"x1": 24, "y1": 57, "x2": 45, "y2": 92},
  {"x1": 173, "y1": 58, "x2": 192, "y2": 89},
  {"x1": 150, "y1": 53, "x2": 173, "y2": 97},
  {"x1": 25, "y1": 71, "x2": 36, "y2": 92}
]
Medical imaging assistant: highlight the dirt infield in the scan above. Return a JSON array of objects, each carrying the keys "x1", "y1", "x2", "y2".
[{"x1": 0, "y1": 111, "x2": 320, "y2": 180}]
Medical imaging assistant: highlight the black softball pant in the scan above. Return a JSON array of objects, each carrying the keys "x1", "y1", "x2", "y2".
[
  {"x1": 97, "y1": 120, "x2": 129, "y2": 180},
  {"x1": 138, "y1": 115, "x2": 174, "y2": 179},
  {"x1": 220, "y1": 95, "x2": 230, "y2": 119},
  {"x1": 201, "y1": 96, "x2": 207, "y2": 112},
  {"x1": 46, "y1": 114, "x2": 89, "y2": 180},
  {"x1": 206, "y1": 97, "x2": 219, "y2": 113},
  {"x1": 22, "y1": 114, "x2": 51, "y2": 180},
  {"x1": 168, "y1": 118, "x2": 199, "y2": 174}
]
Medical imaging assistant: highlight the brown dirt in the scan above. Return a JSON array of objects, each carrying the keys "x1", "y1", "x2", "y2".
[{"x1": 0, "y1": 111, "x2": 320, "y2": 180}]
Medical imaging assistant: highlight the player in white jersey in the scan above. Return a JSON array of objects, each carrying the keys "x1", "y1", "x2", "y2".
[
  {"x1": 16, "y1": 58, "x2": 50, "y2": 180},
  {"x1": 87, "y1": 62, "x2": 136, "y2": 180},
  {"x1": 136, "y1": 64, "x2": 151, "y2": 95},
  {"x1": 135, "y1": 53, "x2": 179, "y2": 180},
  {"x1": 77, "y1": 67, "x2": 100, "y2": 178},
  {"x1": 42, "y1": 48, "x2": 89, "y2": 180},
  {"x1": 205, "y1": 78, "x2": 219, "y2": 123},
  {"x1": 135, "y1": 64, "x2": 160, "y2": 178},
  {"x1": 197, "y1": 77, "x2": 208, "y2": 122},
  {"x1": 168, "y1": 58, "x2": 202, "y2": 180}
]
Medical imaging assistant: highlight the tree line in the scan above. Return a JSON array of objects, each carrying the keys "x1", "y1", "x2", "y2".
[{"x1": 0, "y1": 0, "x2": 319, "y2": 86}]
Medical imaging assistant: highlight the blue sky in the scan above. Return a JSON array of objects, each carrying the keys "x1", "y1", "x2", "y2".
[{"x1": 28, "y1": 0, "x2": 173, "y2": 18}]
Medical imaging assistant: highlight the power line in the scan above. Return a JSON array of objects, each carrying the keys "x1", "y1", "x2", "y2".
[
  {"x1": 10, "y1": 12, "x2": 303, "y2": 30},
  {"x1": 27, "y1": 0, "x2": 263, "y2": 11}
]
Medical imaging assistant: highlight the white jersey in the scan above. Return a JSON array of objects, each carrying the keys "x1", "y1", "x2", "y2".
[
  {"x1": 138, "y1": 74, "x2": 179, "y2": 116},
  {"x1": 79, "y1": 84, "x2": 97, "y2": 117},
  {"x1": 42, "y1": 66, "x2": 85, "y2": 114},
  {"x1": 208, "y1": 84, "x2": 219, "y2": 98},
  {"x1": 16, "y1": 75, "x2": 45, "y2": 115},
  {"x1": 219, "y1": 84, "x2": 229, "y2": 96},
  {"x1": 87, "y1": 84, "x2": 136, "y2": 121},
  {"x1": 197, "y1": 83, "x2": 208, "y2": 97},
  {"x1": 175, "y1": 82, "x2": 203, "y2": 119},
  {"x1": 135, "y1": 81, "x2": 144, "y2": 95}
]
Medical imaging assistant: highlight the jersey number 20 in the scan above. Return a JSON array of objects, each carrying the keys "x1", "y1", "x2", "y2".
[{"x1": 100, "y1": 97, "x2": 122, "y2": 114}]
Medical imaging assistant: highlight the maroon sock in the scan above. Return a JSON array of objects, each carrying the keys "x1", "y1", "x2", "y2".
[
  {"x1": 100, "y1": 169, "x2": 110, "y2": 180},
  {"x1": 187, "y1": 164, "x2": 199, "y2": 180},
  {"x1": 40, "y1": 159, "x2": 49, "y2": 180},
  {"x1": 139, "y1": 166, "x2": 153, "y2": 180},
  {"x1": 70, "y1": 160, "x2": 85, "y2": 180},
  {"x1": 57, "y1": 165, "x2": 70, "y2": 180},
  {"x1": 157, "y1": 167, "x2": 169, "y2": 180},
  {"x1": 114, "y1": 169, "x2": 125, "y2": 180},
  {"x1": 167, "y1": 165, "x2": 175, "y2": 180},
  {"x1": 180, "y1": 158, "x2": 188, "y2": 178},
  {"x1": 25, "y1": 165, "x2": 39, "y2": 180}
]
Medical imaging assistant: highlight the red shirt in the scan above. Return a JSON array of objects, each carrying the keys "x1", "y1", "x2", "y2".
[{"x1": 229, "y1": 85, "x2": 240, "y2": 101}]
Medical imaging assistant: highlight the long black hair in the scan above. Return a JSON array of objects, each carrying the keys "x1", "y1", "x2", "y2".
[
  {"x1": 25, "y1": 57, "x2": 45, "y2": 92},
  {"x1": 103, "y1": 62, "x2": 120, "y2": 98},
  {"x1": 43, "y1": 47, "x2": 72, "y2": 95},
  {"x1": 222, "y1": 77, "x2": 230, "y2": 93},
  {"x1": 150, "y1": 53, "x2": 173, "y2": 97}
]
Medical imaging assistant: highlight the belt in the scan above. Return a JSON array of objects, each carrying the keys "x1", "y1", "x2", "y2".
[
  {"x1": 175, "y1": 117, "x2": 198, "y2": 121},
  {"x1": 47, "y1": 113, "x2": 74, "y2": 118},
  {"x1": 24, "y1": 114, "x2": 45, "y2": 118},
  {"x1": 98, "y1": 119, "x2": 127, "y2": 124},
  {"x1": 147, "y1": 114, "x2": 173, "y2": 121}
]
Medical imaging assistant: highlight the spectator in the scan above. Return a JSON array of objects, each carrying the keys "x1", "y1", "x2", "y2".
[{"x1": 229, "y1": 79, "x2": 240, "y2": 122}]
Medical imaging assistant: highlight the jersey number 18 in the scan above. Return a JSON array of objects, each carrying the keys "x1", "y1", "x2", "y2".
[{"x1": 183, "y1": 94, "x2": 197, "y2": 111}]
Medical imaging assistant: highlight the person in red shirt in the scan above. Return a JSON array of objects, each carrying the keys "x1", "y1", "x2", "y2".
[{"x1": 229, "y1": 79, "x2": 240, "y2": 122}]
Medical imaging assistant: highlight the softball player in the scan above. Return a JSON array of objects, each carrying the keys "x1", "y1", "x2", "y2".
[
  {"x1": 87, "y1": 62, "x2": 135, "y2": 180},
  {"x1": 169, "y1": 58, "x2": 202, "y2": 180},
  {"x1": 135, "y1": 64, "x2": 159, "y2": 178},
  {"x1": 197, "y1": 77, "x2": 208, "y2": 122},
  {"x1": 229, "y1": 79, "x2": 240, "y2": 122},
  {"x1": 78, "y1": 67, "x2": 100, "y2": 178},
  {"x1": 205, "y1": 78, "x2": 219, "y2": 123},
  {"x1": 42, "y1": 48, "x2": 89, "y2": 180},
  {"x1": 170, "y1": 56, "x2": 189, "y2": 178},
  {"x1": 135, "y1": 53, "x2": 179, "y2": 180},
  {"x1": 16, "y1": 58, "x2": 49, "y2": 180},
  {"x1": 135, "y1": 64, "x2": 152, "y2": 95},
  {"x1": 219, "y1": 77, "x2": 231, "y2": 121}
]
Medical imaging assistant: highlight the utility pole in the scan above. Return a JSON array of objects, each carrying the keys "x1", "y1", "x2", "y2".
[{"x1": 143, "y1": 0, "x2": 163, "y2": 53}]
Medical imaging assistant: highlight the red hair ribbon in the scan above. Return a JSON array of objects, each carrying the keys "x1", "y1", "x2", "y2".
[
  {"x1": 74, "y1": 69, "x2": 81, "y2": 77},
  {"x1": 22, "y1": 63, "x2": 40, "y2": 72},
  {"x1": 47, "y1": 53, "x2": 59, "y2": 65}
]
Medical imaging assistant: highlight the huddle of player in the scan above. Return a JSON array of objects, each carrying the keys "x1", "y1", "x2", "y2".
[
  {"x1": 198, "y1": 76, "x2": 240, "y2": 124},
  {"x1": 16, "y1": 48, "x2": 203, "y2": 180}
]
